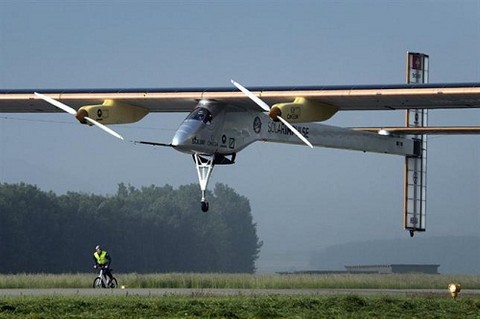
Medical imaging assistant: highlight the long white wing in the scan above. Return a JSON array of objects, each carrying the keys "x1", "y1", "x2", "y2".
[{"x1": 3, "y1": 83, "x2": 480, "y2": 113}]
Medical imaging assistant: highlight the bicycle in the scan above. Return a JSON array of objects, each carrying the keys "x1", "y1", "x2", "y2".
[{"x1": 93, "y1": 266, "x2": 118, "y2": 288}]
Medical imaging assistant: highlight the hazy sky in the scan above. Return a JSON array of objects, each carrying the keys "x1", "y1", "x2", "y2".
[{"x1": 1, "y1": 0, "x2": 480, "y2": 272}]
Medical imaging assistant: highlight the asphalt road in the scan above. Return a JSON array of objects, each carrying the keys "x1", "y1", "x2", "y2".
[{"x1": 0, "y1": 288, "x2": 479, "y2": 297}]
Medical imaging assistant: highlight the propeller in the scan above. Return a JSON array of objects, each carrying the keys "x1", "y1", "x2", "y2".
[
  {"x1": 34, "y1": 92, "x2": 124, "y2": 141},
  {"x1": 231, "y1": 80, "x2": 313, "y2": 148}
]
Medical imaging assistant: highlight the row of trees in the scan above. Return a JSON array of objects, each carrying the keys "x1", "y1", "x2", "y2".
[{"x1": 0, "y1": 182, "x2": 262, "y2": 273}]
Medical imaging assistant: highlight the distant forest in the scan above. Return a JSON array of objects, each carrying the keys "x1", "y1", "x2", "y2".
[{"x1": 0, "y1": 182, "x2": 262, "y2": 274}]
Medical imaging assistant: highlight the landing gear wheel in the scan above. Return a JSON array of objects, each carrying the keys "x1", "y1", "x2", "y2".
[{"x1": 201, "y1": 201, "x2": 209, "y2": 212}]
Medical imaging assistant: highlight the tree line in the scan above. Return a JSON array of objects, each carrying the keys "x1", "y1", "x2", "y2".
[{"x1": 0, "y1": 182, "x2": 262, "y2": 274}]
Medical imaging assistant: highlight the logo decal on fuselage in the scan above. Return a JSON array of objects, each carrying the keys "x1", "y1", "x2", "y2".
[
  {"x1": 253, "y1": 116, "x2": 262, "y2": 134},
  {"x1": 267, "y1": 122, "x2": 309, "y2": 138},
  {"x1": 207, "y1": 135, "x2": 218, "y2": 147},
  {"x1": 192, "y1": 136, "x2": 205, "y2": 145}
]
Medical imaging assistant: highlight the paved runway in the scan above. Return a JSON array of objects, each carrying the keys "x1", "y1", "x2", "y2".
[{"x1": 1, "y1": 288, "x2": 479, "y2": 297}]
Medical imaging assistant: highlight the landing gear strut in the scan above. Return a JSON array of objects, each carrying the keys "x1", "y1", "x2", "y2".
[
  {"x1": 193, "y1": 153, "x2": 236, "y2": 212},
  {"x1": 194, "y1": 154, "x2": 215, "y2": 213}
]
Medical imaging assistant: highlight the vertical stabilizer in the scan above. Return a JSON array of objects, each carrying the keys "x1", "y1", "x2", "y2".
[{"x1": 403, "y1": 52, "x2": 429, "y2": 237}]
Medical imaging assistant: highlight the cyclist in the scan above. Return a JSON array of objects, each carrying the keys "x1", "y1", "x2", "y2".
[{"x1": 93, "y1": 245, "x2": 114, "y2": 285}]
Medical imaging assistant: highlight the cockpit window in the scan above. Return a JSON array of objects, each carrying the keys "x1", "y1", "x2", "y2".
[{"x1": 187, "y1": 108, "x2": 212, "y2": 124}]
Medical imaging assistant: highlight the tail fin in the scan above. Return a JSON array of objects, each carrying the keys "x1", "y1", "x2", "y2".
[{"x1": 403, "y1": 109, "x2": 428, "y2": 237}]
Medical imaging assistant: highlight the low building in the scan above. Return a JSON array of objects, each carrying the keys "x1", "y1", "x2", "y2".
[{"x1": 345, "y1": 264, "x2": 439, "y2": 274}]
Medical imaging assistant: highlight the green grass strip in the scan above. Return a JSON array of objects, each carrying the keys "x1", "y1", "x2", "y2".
[{"x1": 0, "y1": 295, "x2": 479, "y2": 318}]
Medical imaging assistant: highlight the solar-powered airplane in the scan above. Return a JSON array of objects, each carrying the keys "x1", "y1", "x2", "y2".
[
  {"x1": 2, "y1": 74, "x2": 480, "y2": 233},
  {"x1": 29, "y1": 80, "x2": 421, "y2": 214}
]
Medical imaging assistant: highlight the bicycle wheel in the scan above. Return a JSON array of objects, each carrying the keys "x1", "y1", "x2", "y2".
[
  {"x1": 109, "y1": 277, "x2": 118, "y2": 288},
  {"x1": 93, "y1": 277, "x2": 104, "y2": 288}
]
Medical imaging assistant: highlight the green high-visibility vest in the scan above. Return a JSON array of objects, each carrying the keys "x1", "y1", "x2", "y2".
[{"x1": 94, "y1": 250, "x2": 108, "y2": 265}]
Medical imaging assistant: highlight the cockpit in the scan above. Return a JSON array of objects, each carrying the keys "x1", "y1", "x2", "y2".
[{"x1": 186, "y1": 107, "x2": 212, "y2": 124}]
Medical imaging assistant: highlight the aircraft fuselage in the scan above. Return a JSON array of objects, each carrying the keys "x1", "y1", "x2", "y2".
[
  {"x1": 170, "y1": 100, "x2": 416, "y2": 158},
  {"x1": 171, "y1": 101, "x2": 260, "y2": 155}
]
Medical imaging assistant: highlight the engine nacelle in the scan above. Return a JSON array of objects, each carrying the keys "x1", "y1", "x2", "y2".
[
  {"x1": 76, "y1": 100, "x2": 149, "y2": 125},
  {"x1": 272, "y1": 97, "x2": 338, "y2": 123}
]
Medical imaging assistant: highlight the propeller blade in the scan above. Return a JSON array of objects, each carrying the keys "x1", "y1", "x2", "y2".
[
  {"x1": 277, "y1": 116, "x2": 313, "y2": 148},
  {"x1": 34, "y1": 92, "x2": 76, "y2": 115},
  {"x1": 85, "y1": 117, "x2": 124, "y2": 140},
  {"x1": 231, "y1": 80, "x2": 313, "y2": 148},
  {"x1": 230, "y1": 80, "x2": 270, "y2": 112},
  {"x1": 35, "y1": 92, "x2": 124, "y2": 141}
]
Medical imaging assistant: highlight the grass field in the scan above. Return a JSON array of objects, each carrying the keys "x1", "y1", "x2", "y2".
[
  {"x1": 0, "y1": 294, "x2": 479, "y2": 318},
  {"x1": 0, "y1": 274, "x2": 479, "y2": 318},
  {"x1": 0, "y1": 273, "x2": 478, "y2": 289}
]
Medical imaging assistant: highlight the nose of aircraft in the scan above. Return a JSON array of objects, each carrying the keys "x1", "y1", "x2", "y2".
[
  {"x1": 171, "y1": 120, "x2": 202, "y2": 152},
  {"x1": 171, "y1": 128, "x2": 189, "y2": 147}
]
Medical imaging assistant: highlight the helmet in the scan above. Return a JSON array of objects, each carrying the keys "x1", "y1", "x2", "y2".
[{"x1": 95, "y1": 245, "x2": 101, "y2": 250}]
